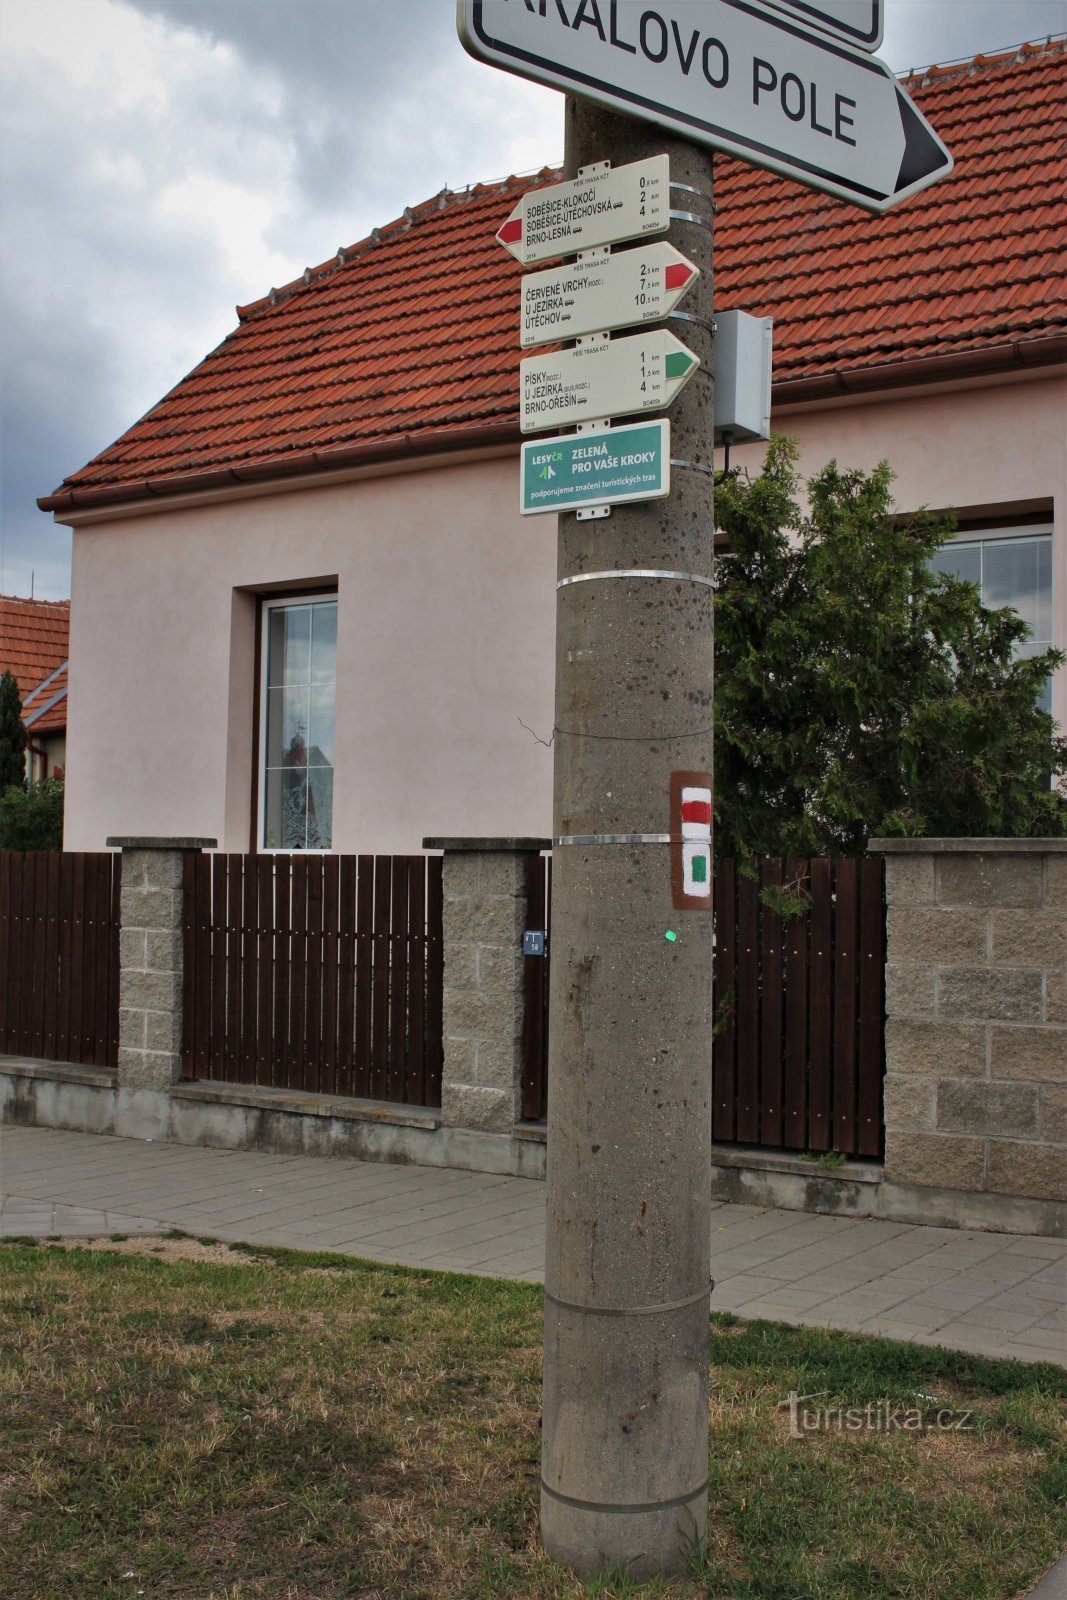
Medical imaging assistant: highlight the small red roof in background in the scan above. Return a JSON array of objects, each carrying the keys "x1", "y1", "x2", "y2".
[
  {"x1": 41, "y1": 39, "x2": 1067, "y2": 510},
  {"x1": 0, "y1": 595, "x2": 70, "y2": 735}
]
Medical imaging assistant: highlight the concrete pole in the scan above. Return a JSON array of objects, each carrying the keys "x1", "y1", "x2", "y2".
[{"x1": 540, "y1": 101, "x2": 715, "y2": 1580}]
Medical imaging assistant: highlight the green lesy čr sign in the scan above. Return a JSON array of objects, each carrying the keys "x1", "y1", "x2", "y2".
[{"x1": 520, "y1": 420, "x2": 670, "y2": 516}]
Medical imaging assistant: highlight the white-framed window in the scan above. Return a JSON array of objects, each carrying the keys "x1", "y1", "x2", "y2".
[
  {"x1": 931, "y1": 526, "x2": 1054, "y2": 713},
  {"x1": 258, "y1": 594, "x2": 337, "y2": 851}
]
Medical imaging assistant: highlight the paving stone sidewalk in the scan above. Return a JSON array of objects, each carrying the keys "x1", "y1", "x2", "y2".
[{"x1": 1, "y1": 1124, "x2": 1064, "y2": 1367}]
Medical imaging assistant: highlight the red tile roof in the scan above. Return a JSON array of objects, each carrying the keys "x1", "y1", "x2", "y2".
[
  {"x1": 40, "y1": 38, "x2": 1067, "y2": 513},
  {"x1": 0, "y1": 595, "x2": 69, "y2": 734}
]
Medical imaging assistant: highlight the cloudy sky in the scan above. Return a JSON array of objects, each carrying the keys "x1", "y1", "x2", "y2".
[{"x1": 2, "y1": 0, "x2": 1064, "y2": 600}]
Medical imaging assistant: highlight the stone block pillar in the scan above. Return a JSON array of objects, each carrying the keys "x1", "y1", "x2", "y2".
[
  {"x1": 424, "y1": 837, "x2": 550, "y2": 1136},
  {"x1": 871, "y1": 838, "x2": 1066, "y2": 1210},
  {"x1": 107, "y1": 836, "x2": 215, "y2": 1137}
]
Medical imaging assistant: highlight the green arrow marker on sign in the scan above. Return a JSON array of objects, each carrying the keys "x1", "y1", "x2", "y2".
[{"x1": 665, "y1": 350, "x2": 697, "y2": 381}]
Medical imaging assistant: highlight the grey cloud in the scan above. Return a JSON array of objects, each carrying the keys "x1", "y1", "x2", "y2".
[{"x1": 121, "y1": 0, "x2": 469, "y2": 209}]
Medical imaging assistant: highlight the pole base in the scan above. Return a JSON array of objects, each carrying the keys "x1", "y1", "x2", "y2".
[{"x1": 541, "y1": 1482, "x2": 708, "y2": 1581}]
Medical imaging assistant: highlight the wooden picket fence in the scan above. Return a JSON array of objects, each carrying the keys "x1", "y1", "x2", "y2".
[
  {"x1": 523, "y1": 855, "x2": 886, "y2": 1159},
  {"x1": 0, "y1": 851, "x2": 122, "y2": 1068},
  {"x1": 712, "y1": 857, "x2": 885, "y2": 1159},
  {"x1": 181, "y1": 853, "x2": 443, "y2": 1106}
]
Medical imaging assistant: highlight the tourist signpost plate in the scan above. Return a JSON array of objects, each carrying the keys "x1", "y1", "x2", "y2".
[
  {"x1": 459, "y1": 0, "x2": 951, "y2": 212},
  {"x1": 520, "y1": 329, "x2": 699, "y2": 433},
  {"x1": 520, "y1": 242, "x2": 699, "y2": 348},
  {"x1": 521, "y1": 420, "x2": 670, "y2": 515},
  {"x1": 495, "y1": 155, "x2": 670, "y2": 265},
  {"x1": 760, "y1": 0, "x2": 882, "y2": 51}
]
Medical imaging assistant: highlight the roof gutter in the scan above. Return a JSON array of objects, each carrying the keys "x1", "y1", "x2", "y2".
[
  {"x1": 772, "y1": 332, "x2": 1067, "y2": 407},
  {"x1": 37, "y1": 420, "x2": 520, "y2": 514},
  {"x1": 37, "y1": 333, "x2": 1066, "y2": 517}
]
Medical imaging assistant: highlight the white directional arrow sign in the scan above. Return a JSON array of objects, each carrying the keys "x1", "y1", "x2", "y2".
[
  {"x1": 520, "y1": 329, "x2": 699, "y2": 433},
  {"x1": 495, "y1": 155, "x2": 670, "y2": 265},
  {"x1": 520, "y1": 243, "x2": 700, "y2": 348},
  {"x1": 459, "y1": 0, "x2": 952, "y2": 213}
]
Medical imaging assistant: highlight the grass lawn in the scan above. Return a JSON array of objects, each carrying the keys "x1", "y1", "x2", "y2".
[{"x1": 1, "y1": 1233, "x2": 1064, "y2": 1600}]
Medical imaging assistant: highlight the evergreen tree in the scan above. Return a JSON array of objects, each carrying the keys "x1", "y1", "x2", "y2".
[
  {"x1": 714, "y1": 439, "x2": 1067, "y2": 859},
  {"x1": 0, "y1": 669, "x2": 27, "y2": 792}
]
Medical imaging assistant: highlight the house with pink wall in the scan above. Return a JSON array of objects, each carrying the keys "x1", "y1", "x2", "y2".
[{"x1": 38, "y1": 41, "x2": 1066, "y2": 856}]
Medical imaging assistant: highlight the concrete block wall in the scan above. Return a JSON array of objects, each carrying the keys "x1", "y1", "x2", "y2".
[
  {"x1": 114, "y1": 844, "x2": 188, "y2": 1092},
  {"x1": 425, "y1": 837, "x2": 549, "y2": 1135},
  {"x1": 876, "y1": 840, "x2": 1066, "y2": 1206}
]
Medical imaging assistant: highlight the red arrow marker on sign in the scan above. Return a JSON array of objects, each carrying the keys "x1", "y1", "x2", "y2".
[
  {"x1": 664, "y1": 262, "x2": 695, "y2": 292},
  {"x1": 498, "y1": 217, "x2": 522, "y2": 247}
]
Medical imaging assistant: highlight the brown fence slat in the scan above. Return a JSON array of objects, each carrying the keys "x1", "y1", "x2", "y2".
[
  {"x1": 223, "y1": 855, "x2": 242, "y2": 1084},
  {"x1": 408, "y1": 857, "x2": 427, "y2": 1106},
  {"x1": 289, "y1": 856, "x2": 311, "y2": 1091},
  {"x1": 240, "y1": 853, "x2": 258, "y2": 1085},
  {"x1": 108, "y1": 853, "x2": 122, "y2": 1066},
  {"x1": 759, "y1": 858, "x2": 784, "y2": 1147},
  {"x1": 782, "y1": 858, "x2": 809, "y2": 1149},
  {"x1": 256, "y1": 857, "x2": 275, "y2": 1088},
  {"x1": 22, "y1": 853, "x2": 36, "y2": 1056},
  {"x1": 42, "y1": 853, "x2": 60, "y2": 1060},
  {"x1": 858, "y1": 856, "x2": 886, "y2": 1157},
  {"x1": 91, "y1": 853, "x2": 112, "y2": 1069},
  {"x1": 0, "y1": 855, "x2": 11, "y2": 1051},
  {"x1": 371, "y1": 856, "x2": 392, "y2": 1101},
  {"x1": 425, "y1": 855, "x2": 444, "y2": 1108},
  {"x1": 321, "y1": 855, "x2": 340, "y2": 1098},
  {"x1": 30, "y1": 852, "x2": 48, "y2": 1059},
  {"x1": 807, "y1": 857, "x2": 833, "y2": 1151},
  {"x1": 69, "y1": 854, "x2": 87, "y2": 1065},
  {"x1": 15, "y1": 852, "x2": 28, "y2": 1056},
  {"x1": 832, "y1": 859, "x2": 858, "y2": 1154},
  {"x1": 302, "y1": 858, "x2": 322, "y2": 1095},
  {"x1": 735, "y1": 870, "x2": 760, "y2": 1143},
  {"x1": 711, "y1": 857, "x2": 736, "y2": 1142},
  {"x1": 83, "y1": 852, "x2": 103, "y2": 1065},
  {"x1": 386, "y1": 858, "x2": 410, "y2": 1103},
  {"x1": 208, "y1": 854, "x2": 226, "y2": 1076},
  {"x1": 337, "y1": 855, "x2": 357, "y2": 1093},
  {"x1": 0, "y1": 854, "x2": 17, "y2": 1052},
  {"x1": 354, "y1": 856, "x2": 374, "y2": 1098},
  {"x1": 272, "y1": 858, "x2": 291, "y2": 1091},
  {"x1": 55, "y1": 851, "x2": 75, "y2": 1063}
]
